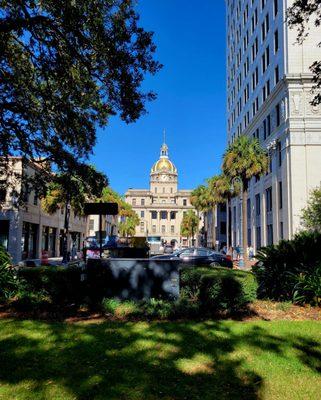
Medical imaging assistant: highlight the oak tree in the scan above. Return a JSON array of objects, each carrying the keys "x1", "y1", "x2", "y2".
[{"x1": 0, "y1": 0, "x2": 161, "y2": 192}]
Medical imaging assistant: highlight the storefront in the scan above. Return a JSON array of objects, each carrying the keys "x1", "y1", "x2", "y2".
[
  {"x1": 42, "y1": 226, "x2": 57, "y2": 257},
  {"x1": 0, "y1": 220, "x2": 9, "y2": 250},
  {"x1": 21, "y1": 222, "x2": 38, "y2": 259}
]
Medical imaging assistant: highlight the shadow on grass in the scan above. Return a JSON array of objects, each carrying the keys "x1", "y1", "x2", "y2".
[{"x1": 0, "y1": 319, "x2": 320, "y2": 399}]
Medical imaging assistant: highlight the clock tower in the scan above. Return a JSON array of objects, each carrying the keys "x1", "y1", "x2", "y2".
[{"x1": 150, "y1": 142, "x2": 178, "y2": 194}]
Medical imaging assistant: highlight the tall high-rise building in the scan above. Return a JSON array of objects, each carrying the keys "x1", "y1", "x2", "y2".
[{"x1": 226, "y1": 0, "x2": 321, "y2": 250}]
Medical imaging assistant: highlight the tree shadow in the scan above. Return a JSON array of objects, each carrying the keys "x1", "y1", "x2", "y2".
[{"x1": 0, "y1": 319, "x2": 320, "y2": 399}]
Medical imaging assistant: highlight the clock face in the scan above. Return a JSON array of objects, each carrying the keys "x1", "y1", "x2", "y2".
[{"x1": 160, "y1": 174, "x2": 168, "y2": 181}]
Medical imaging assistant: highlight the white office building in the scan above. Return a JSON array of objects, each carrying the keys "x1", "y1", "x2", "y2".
[{"x1": 226, "y1": 0, "x2": 321, "y2": 251}]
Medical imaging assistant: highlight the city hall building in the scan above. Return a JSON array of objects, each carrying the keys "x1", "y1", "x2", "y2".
[
  {"x1": 226, "y1": 0, "x2": 321, "y2": 251},
  {"x1": 125, "y1": 142, "x2": 195, "y2": 245}
]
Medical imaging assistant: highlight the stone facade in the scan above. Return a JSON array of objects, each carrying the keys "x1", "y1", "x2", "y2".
[
  {"x1": 125, "y1": 142, "x2": 196, "y2": 245},
  {"x1": 226, "y1": 0, "x2": 321, "y2": 251},
  {"x1": 0, "y1": 158, "x2": 87, "y2": 263},
  {"x1": 86, "y1": 214, "x2": 118, "y2": 239}
]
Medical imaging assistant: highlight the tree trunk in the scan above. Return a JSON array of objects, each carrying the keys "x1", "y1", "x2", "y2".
[
  {"x1": 196, "y1": 210, "x2": 200, "y2": 247},
  {"x1": 212, "y1": 205, "x2": 216, "y2": 250},
  {"x1": 226, "y1": 199, "x2": 230, "y2": 249},
  {"x1": 62, "y1": 198, "x2": 71, "y2": 263},
  {"x1": 242, "y1": 184, "x2": 249, "y2": 269}
]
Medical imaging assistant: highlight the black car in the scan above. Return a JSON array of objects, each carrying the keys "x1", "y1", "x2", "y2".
[{"x1": 151, "y1": 247, "x2": 233, "y2": 268}]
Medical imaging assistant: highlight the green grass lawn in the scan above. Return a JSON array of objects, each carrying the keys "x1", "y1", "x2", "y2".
[{"x1": 0, "y1": 319, "x2": 320, "y2": 400}]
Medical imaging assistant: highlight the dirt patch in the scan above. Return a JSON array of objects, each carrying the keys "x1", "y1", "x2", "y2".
[
  {"x1": 1, "y1": 301, "x2": 321, "y2": 323},
  {"x1": 244, "y1": 300, "x2": 321, "y2": 321}
]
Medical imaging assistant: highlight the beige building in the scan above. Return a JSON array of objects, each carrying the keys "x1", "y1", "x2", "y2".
[
  {"x1": 0, "y1": 157, "x2": 87, "y2": 263},
  {"x1": 125, "y1": 142, "x2": 195, "y2": 245},
  {"x1": 86, "y1": 214, "x2": 118, "y2": 239}
]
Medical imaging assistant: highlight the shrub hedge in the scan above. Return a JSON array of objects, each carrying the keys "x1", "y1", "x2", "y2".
[
  {"x1": 180, "y1": 266, "x2": 258, "y2": 314},
  {"x1": 17, "y1": 266, "x2": 84, "y2": 305},
  {"x1": 0, "y1": 245, "x2": 18, "y2": 301},
  {"x1": 253, "y1": 231, "x2": 321, "y2": 303}
]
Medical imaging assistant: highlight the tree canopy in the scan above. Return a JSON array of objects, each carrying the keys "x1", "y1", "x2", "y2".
[
  {"x1": 222, "y1": 136, "x2": 268, "y2": 190},
  {"x1": 180, "y1": 210, "x2": 198, "y2": 239},
  {"x1": 0, "y1": 0, "x2": 161, "y2": 190},
  {"x1": 41, "y1": 168, "x2": 106, "y2": 215},
  {"x1": 287, "y1": 0, "x2": 321, "y2": 105},
  {"x1": 301, "y1": 185, "x2": 321, "y2": 232}
]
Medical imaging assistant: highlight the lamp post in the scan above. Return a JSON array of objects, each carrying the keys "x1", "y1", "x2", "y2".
[
  {"x1": 230, "y1": 177, "x2": 244, "y2": 268},
  {"x1": 62, "y1": 199, "x2": 71, "y2": 264}
]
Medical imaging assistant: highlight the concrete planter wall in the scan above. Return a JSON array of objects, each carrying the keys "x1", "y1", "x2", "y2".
[{"x1": 86, "y1": 258, "x2": 180, "y2": 301}]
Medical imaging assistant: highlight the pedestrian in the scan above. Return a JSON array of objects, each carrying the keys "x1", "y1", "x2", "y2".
[
  {"x1": 248, "y1": 245, "x2": 254, "y2": 260},
  {"x1": 235, "y1": 244, "x2": 241, "y2": 260}
]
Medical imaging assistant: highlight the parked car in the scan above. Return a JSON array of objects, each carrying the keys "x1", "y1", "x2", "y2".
[{"x1": 151, "y1": 247, "x2": 233, "y2": 268}]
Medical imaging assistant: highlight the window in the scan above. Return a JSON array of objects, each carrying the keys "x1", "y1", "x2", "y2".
[
  {"x1": 162, "y1": 187, "x2": 165, "y2": 194},
  {"x1": 267, "y1": 224, "x2": 273, "y2": 245},
  {"x1": 276, "y1": 103, "x2": 281, "y2": 126},
  {"x1": 280, "y1": 221, "x2": 284, "y2": 240},
  {"x1": 277, "y1": 141, "x2": 282, "y2": 166},
  {"x1": 141, "y1": 211, "x2": 145, "y2": 218},
  {"x1": 267, "y1": 114, "x2": 271, "y2": 136},
  {"x1": 132, "y1": 198, "x2": 136, "y2": 206},
  {"x1": 196, "y1": 249, "x2": 209, "y2": 257},
  {"x1": 274, "y1": 30, "x2": 279, "y2": 53},
  {"x1": 247, "y1": 198, "x2": 251, "y2": 220},
  {"x1": 247, "y1": 228, "x2": 252, "y2": 246},
  {"x1": 261, "y1": 13, "x2": 269, "y2": 41},
  {"x1": 141, "y1": 198, "x2": 145, "y2": 206},
  {"x1": 161, "y1": 225, "x2": 166, "y2": 234},
  {"x1": 220, "y1": 221, "x2": 227, "y2": 235},
  {"x1": 22, "y1": 183, "x2": 29, "y2": 203},
  {"x1": 140, "y1": 222, "x2": 144, "y2": 233},
  {"x1": 170, "y1": 211, "x2": 176, "y2": 220},
  {"x1": 151, "y1": 211, "x2": 157, "y2": 219},
  {"x1": 266, "y1": 187, "x2": 273, "y2": 213},
  {"x1": 160, "y1": 211, "x2": 167, "y2": 220},
  {"x1": 255, "y1": 194, "x2": 261, "y2": 216},
  {"x1": 183, "y1": 199, "x2": 187, "y2": 206},
  {"x1": 33, "y1": 192, "x2": 38, "y2": 206},
  {"x1": 263, "y1": 119, "x2": 267, "y2": 140},
  {"x1": 171, "y1": 225, "x2": 175, "y2": 234},
  {"x1": 274, "y1": 0, "x2": 278, "y2": 17},
  {"x1": 262, "y1": 46, "x2": 269, "y2": 73},
  {"x1": 180, "y1": 248, "x2": 194, "y2": 257},
  {"x1": 0, "y1": 181, "x2": 6, "y2": 202},
  {"x1": 275, "y1": 65, "x2": 279, "y2": 84},
  {"x1": 279, "y1": 181, "x2": 283, "y2": 209},
  {"x1": 152, "y1": 225, "x2": 156, "y2": 233},
  {"x1": 256, "y1": 226, "x2": 261, "y2": 249},
  {"x1": 89, "y1": 219, "x2": 94, "y2": 231},
  {"x1": 155, "y1": 187, "x2": 157, "y2": 193}
]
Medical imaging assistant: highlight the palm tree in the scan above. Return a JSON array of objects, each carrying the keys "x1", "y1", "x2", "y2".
[
  {"x1": 222, "y1": 135, "x2": 268, "y2": 267},
  {"x1": 190, "y1": 185, "x2": 210, "y2": 245},
  {"x1": 42, "y1": 169, "x2": 107, "y2": 262},
  {"x1": 214, "y1": 173, "x2": 241, "y2": 249},
  {"x1": 207, "y1": 175, "x2": 226, "y2": 249},
  {"x1": 118, "y1": 213, "x2": 140, "y2": 239},
  {"x1": 180, "y1": 210, "x2": 199, "y2": 246}
]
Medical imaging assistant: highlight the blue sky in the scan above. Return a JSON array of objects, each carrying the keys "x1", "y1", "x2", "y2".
[{"x1": 91, "y1": 0, "x2": 227, "y2": 195}]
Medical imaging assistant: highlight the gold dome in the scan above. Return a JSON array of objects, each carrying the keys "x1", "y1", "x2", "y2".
[
  {"x1": 150, "y1": 142, "x2": 177, "y2": 174},
  {"x1": 151, "y1": 158, "x2": 177, "y2": 173}
]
